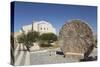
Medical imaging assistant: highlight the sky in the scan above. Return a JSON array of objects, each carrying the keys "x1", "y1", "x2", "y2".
[{"x1": 12, "y1": 1, "x2": 97, "y2": 34}]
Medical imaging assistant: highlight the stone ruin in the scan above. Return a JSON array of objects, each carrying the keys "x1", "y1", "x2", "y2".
[{"x1": 59, "y1": 19, "x2": 95, "y2": 60}]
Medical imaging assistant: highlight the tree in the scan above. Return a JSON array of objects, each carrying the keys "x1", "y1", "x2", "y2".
[
  {"x1": 27, "y1": 31, "x2": 39, "y2": 42},
  {"x1": 17, "y1": 31, "x2": 39, "y2": 51},
  {"x1": 39, "y1": 33, "x2": 57, "y2": 47}
]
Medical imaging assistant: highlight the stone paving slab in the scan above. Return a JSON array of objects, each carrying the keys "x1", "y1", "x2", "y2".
[{"x1": 14, "y1": 47, "x2": 97, "y2": 66}]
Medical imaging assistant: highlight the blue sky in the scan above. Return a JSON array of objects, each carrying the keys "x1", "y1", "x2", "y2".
[{"x1": 13, "y1": 1, "x2": 97, "y2": 34}]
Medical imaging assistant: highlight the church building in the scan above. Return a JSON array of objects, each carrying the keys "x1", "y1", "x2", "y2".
[{"x1": 20, "y1": 20, "x2": 56, "y2": 34}]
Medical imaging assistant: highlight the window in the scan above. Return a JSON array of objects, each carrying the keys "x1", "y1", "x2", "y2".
[
  {"x1": 47, "y1": 28, "x2": 48, "y2": 30},
  {"x1": 44, "y1": 28, "x2": 45, "y2": 30},
  {"x1": 41, "y1": 28, "x2": 42, "y2": 30}
]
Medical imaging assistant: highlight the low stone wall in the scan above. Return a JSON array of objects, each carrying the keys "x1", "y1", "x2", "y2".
[{"x1": 29, "y1": 43, "x2": 40, "y2": 51}]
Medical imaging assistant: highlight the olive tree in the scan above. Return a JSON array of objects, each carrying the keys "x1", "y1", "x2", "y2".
[{"x1": 17, "y1": 31, "x2": 39, "y2": 51}]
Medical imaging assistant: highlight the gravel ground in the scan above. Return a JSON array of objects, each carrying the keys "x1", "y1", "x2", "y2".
[{"x1": 30, "y1": 48, "x2": 97, "y2": 65}]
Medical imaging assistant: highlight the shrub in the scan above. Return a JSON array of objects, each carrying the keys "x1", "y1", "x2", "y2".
[{"x1": 39, "y1": 33, "x2": 57, "y2": 47}]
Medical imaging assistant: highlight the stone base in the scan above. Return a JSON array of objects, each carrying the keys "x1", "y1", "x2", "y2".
[{"x1": 64, "y1": 52, "x2": 84, "y2": 60}]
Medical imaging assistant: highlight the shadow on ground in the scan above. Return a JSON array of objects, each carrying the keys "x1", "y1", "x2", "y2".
[
  {"x1": 56, "y1": 51, "x2": 97, "y2": 62},
  {"x1": 56, "y1": 51, "x2": 64, "y2": 55},
  {"x1": 79, "y1": 56, "x2": 97, "y2": 62}
]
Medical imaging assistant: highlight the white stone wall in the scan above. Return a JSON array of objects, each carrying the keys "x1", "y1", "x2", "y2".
[
  {"x1": 21, "y1": 20, "x2": 56, "y2": 34},
  {"x1": 22, "y1": 24, "x2": 32, "y2": 34}
]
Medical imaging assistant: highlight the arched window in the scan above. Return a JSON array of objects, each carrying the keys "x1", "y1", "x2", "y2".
[{"x1": 41, "y1": 28, "x2": 42, "y2": 30}]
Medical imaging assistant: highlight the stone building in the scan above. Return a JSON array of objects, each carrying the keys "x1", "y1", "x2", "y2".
[{"x1": 20, "y1": 20, "x2": 56, "y2": 34}]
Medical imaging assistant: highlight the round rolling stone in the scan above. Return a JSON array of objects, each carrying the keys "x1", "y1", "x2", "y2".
[{"x1": 59, "y1": 19, "x2": 94, "y2": 60}]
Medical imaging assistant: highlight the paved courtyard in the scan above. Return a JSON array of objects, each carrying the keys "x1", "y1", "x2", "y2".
[{"x1": 14, "y1": 44, "x2": 97, "y2": 66}]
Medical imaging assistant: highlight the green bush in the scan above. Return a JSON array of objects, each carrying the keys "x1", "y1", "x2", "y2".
[{"x1": 39, "y1": 33, "x2": 57, "y2": 47}]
